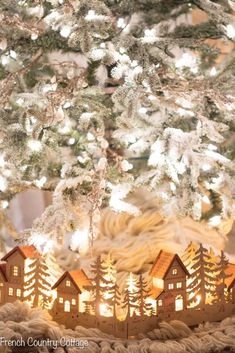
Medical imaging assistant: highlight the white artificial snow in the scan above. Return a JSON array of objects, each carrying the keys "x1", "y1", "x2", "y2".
[
  {"x1": 1, "y1": 200, "x2": 8, "y2": 209},
  {"x1": 120, "y1": 160, "x2": 133, "y2": 172},
  {"x1": 68, "y1": 137, "x2": 75, "y2": 145},
  {"x1": 0, "y1": 176, "x2": 7, "y2": 192},
  {"x1": 27, "y1": 140, "x2": 42, "y2": 152},
  {"x1": 210, "y1": 67, "x2": 217, "y2": 76},
  {"x1": 117, "y1": 18, "x2": 126, "y2": 29},
  {"x1": 109, "y1": 183, "x2": 140, "y2": 215},
  {"x1": 142, "y1": 28, "x2": 159, "y2": 43},
  {"x1": 60, "y1": 25, "x2": 71, "y2": 38},
  {"x1": 31, "y1": 33, "x2": 38, "y2": 40},
  {"x1": 85, "y1": 10, "x2": 108, "y2": 22},
  {"x1": 175, "y1": 52, "x2": 199, "y2": 73},
  {"x1": 90, "y1": 48, "x2": 106, "y2": 61},
  {"x1": 225, "y1": 24, "x2": 235, "y2": 39},
  {"x1": 34, "y1": 176, "x2": 47, "y2": 189}
]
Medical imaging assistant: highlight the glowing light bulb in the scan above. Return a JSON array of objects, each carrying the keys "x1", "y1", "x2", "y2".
[
  {"x1": 201, "y1": 195, "x2": 210, "y2": 204},
  {"x1": 202, "y1": 164, "x2": 211, "y2": 171},
  {"x1": 0, "y1": 176, "x2": 7, "y2": 191},
  {"x1": 68, "y1": 137, "x2": 75, "y2": 145},
  {"x1": 209, "y1": 215, "x2": 221, "y2": 227},
  {"x1": 0, "y1": 154, "x2": 5, "y2": 167},
  {"x1": 27, "y1": 140, "x2": 42, "y2": 152},
  {"x1": 2, "y1": 200, "x2": 8, "y2": 209}
]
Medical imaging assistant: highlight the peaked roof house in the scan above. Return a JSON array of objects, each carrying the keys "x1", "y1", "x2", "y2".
[
  {"x1": 150, "y1": 250, "x2": 190, "y2": 314},
  {"x1": 52, "y1": 269, "x2": 92, "y2": 315},
  {"x1": 1, "y1": 245, "x2": 40, "y2": 261},
  {"x1": 0, "y1": 245, "x2": 41, "y2": 304}
]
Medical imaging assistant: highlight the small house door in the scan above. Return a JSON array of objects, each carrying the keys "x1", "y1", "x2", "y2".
[
  {"x1": 175, "y1": 295, "x2": 183, "y2": 311},
  {"x1": 64, "y1": 300, "x2": 70, "y2": 312}
]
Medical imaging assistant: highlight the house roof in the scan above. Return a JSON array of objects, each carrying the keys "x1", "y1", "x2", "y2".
[
  {"x1": 0, "y1": 262, "x2": 7, "y2": 282},
  {"x1": 149, "y1": 250, "x2": 190, "y2": 279},
  {"x1": 52, "y1": 269, "x2": 92, "y2": 293},
  {"x1": 1, "y1": 245, "x2": 40, "y2": 261},
  {"x1": 228, "y1": 277, "x2": 235, "y2": 291},
  {"x1": 150, "y1": 287, "x2": 164, "y2": 300},
  {"x1": 225, "y1": 263, "x2": 235, "y2": 288}
]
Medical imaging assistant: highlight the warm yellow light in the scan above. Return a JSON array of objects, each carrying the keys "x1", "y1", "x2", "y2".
[
  {"x1": 99, "y1": 303, "x2": 112, "y2": 317},
  {"x1": 128, "y1": 273, "x2": 137, "y2": 293},
  {"x1": 196, "y1": 294, "x2": 201, "y2": 303}
]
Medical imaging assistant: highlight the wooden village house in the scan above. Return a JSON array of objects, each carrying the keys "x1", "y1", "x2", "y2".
[
  {"x1": 0, "y1": 245, "x2": 40, "y2": 304},
  {"x1": 150, "y1": 250, "x2": 190, "y2": 315},
  {"x1": 52, "y1": 269, "x2": 91, "y2": 315}
]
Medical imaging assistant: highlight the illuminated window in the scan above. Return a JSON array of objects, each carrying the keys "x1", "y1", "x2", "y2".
[
  {"x1": 172, "y1": 268, "x2": 178, "y2": 275},
  {"x1": 16, "y1": 289, "x2": 21, "y2": 297},
  {"x1": 65, "y1": 280, "x2": 71, "y2": 287},
  {"x1": 59, "y1": 297, "x2": 63, "y2": 303},
  {"x1": 0, "y1": 283, "x2": 3, "y2": 287},
  {"x1": 13, "y1": 266, "x2": 19, "y2": 276},
  {"x1": 176, "y1": 282, "x2": 182, "y2": 288},
  {"x1": 72, "y1": 299, "x2": 76, "y2": 305},
  {"x1": 8, "y1": 288, "x2": 13, "y2": 296},
  {"x1": 158, "y1": 299, "x2": 163, "y2": 306},
  {"x1": 64, "y1": 300, "x2": 70, "y2": 312},
  {"x1": 168, "y1": 283, "x2": 174, "y2": 290},
  {"x1": 175, "y1": 295, "x2": 183, "y2": 311}
]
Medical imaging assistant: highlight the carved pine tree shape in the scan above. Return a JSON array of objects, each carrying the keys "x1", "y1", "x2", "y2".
[
  {"x1": 24, "y1": 257, "x2": 52, "y2": 309},
  {"x1": 187, "y1": 243, "x2": 216, "y2": 309},
  {"x1": 214, "y1": 251, "x2": 232, "y2": 305},
  {"x1": 136, "y1": 274, "x2": 152, "y2": 316},
  {"x1": 85, "y1": 255, "x2": 110, "y2": 316},
  {"x1": 182, "y1": 241, "x2": 198, "y2": 273},
  {"x1": 122, "y1": 273, "x2": 139, "y2": 318},
  {"x1": 103, "y1": 254, "x2": 121, "y2": 318}
]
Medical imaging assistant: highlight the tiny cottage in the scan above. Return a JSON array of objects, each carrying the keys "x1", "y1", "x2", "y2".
[
  {"x1": 150, "y1": 250, "x2": 189, "y2": 314},
  {"x1": 52, "y1": 269, "x2": 91, "y2": 314},
  {"x1": 0, "y1": 245, "x2": 40, "y2": 303}
]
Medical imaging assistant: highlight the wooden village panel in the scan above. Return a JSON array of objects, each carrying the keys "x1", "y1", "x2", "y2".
[{"x1": 0, "y1": 243, "x2": 234, "y2": 338}]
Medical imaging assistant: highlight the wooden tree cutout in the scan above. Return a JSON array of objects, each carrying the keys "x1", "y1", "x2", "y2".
[
  {"x1": 85, "y1": 255, "x2": 110, "y2": 316},
  {"x1": 214, "y1": 251, "x2": 232, "y2": 306},
  {"x1": 122, "y1": 273, "x2": 139, "y2": 318},
  {"x1": 136, "y1": 274, "x2": 152, "y2": 316},
  {"x1": 187, "y1": 243, "x2": 216, "y2": 309}
]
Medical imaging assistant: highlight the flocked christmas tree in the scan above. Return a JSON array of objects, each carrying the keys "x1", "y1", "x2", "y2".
[
  {"x1": 0, "y1": 0, "x2": 234, "y2": 259},
  {"x1": 187, "y1": 243, "x2": 216, "y2": 309}
]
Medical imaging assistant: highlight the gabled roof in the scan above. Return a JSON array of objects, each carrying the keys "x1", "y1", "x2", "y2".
[
  {"x1": 1, "y1": 245, "x2": 40, "y2": 261},
  {"x1": 149, "y1": 250, "x2": 190, "y2": 279},
  {"x1": 52, "y1": 269, "x2": 91, "y2": 293},
  {"x1": 0, "y1": 262, "x2": 7, "y2": 282},
  {"x1": 228, "y1": 277, "x2": 235, "y2": 291},
  {"x1": 150, "y1": 287, "x2": 164, "y2": 300}
]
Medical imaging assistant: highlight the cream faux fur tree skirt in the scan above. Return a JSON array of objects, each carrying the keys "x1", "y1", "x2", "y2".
[{"x1": 0, "y1": 302, "x2": 234, "y2": 353}]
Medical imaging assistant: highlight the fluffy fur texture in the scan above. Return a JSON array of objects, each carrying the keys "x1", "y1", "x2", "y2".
[
  {"x1": 70, "y1": 190, "x2": 233, "y2": 289},
  {"x1": 0, "y1": 302, "x2": 234, "y2": 353}
]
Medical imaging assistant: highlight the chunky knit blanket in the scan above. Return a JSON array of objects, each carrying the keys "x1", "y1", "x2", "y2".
[{"x1": 0, "y1": 302, "x2": 234, "y2": 353}]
